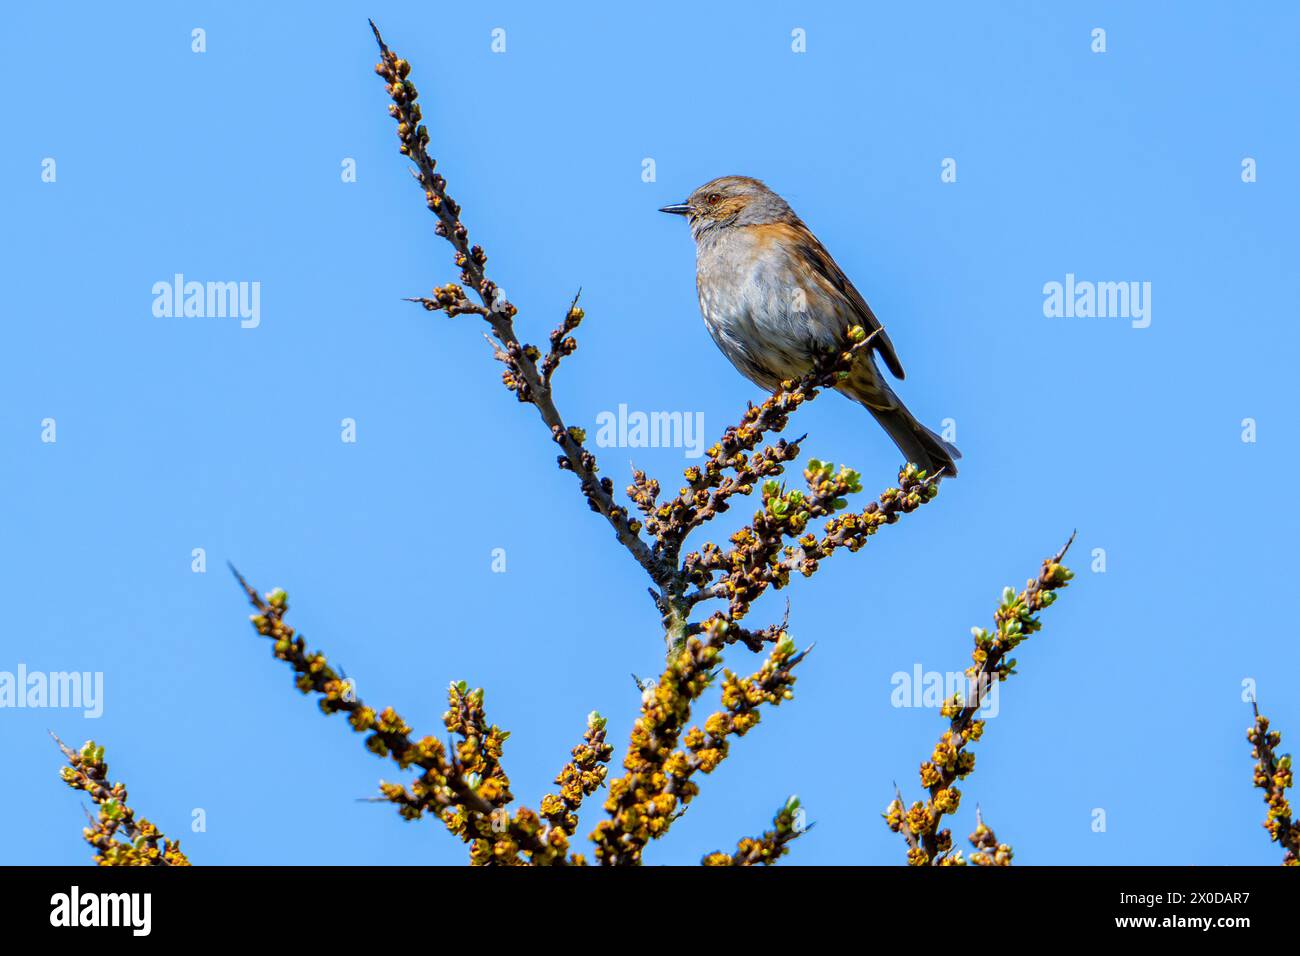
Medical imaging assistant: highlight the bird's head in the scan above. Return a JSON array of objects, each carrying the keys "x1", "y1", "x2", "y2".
[{"x1": 659, "y1": 176, "x2": 793, "y2": 238}]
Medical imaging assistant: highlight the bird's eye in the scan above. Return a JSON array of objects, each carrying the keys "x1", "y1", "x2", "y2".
[{"x1": 706, "y1": 193, "x2": 721, "y2": 204}]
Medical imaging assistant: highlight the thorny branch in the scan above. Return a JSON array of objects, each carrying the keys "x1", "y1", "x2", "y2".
[
  {"x1": 591, "y1": 621, "x2": 811, "y2": 865},
  {"x1": 702, "y1": 795, "x2": 809, "y2": 866},
  {"x1": 885, "y1": 534, "x2": 1076, "y2": 865},
  {"x1": 1247, "y1": 702, "x2": 1299, "y2": 865},
  {"x1": 967, "y1": 805, "x2": 1013, "y2": 867},
  {"x1": 53, "y1": 734, "x2": 190, "y2": 866},
  {"x1": 230, "y1": 565, "x2": 578, "y2": 865}
]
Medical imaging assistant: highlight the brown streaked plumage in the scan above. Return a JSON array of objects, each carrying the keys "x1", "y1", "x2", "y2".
[{"x1": 660, "y1": 175, "x2": 960, "y2": 477}]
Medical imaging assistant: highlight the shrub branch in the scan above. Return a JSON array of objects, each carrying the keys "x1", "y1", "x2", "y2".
[
  {"x1": 53, "y1": 734, "x2": 190, "y2": 866},
  {"x1": 231, "y1": 566, "x2": 570, "y2": 865},
  {"x1": 702, "y1": 796, "x2": 809, "y2": 866},
  {"x1": 885, "y1": 534, "x2": 1076, "y2": 865},
  {"x1": 1247, "y1": 702, "x2": 1299, "y2": 865}
]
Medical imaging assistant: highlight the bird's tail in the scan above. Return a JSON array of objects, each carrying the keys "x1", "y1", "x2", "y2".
[{"x1": 867, "y1": 401, "x2": 961, "y2": 479}]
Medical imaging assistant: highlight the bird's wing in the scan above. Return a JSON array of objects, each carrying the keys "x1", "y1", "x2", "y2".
[{"x1": 782, "y1": 221, "x2": 906, "y2": 380}]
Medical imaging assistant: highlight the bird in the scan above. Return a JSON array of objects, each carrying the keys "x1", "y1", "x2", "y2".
[{"x1": 660, "y1": 175, "x2": 960, "y2": 478}]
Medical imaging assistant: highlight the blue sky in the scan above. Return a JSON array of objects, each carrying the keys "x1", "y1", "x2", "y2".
[{"x1": 2, "y1": 1, "x2": 1296, "y2": 866}]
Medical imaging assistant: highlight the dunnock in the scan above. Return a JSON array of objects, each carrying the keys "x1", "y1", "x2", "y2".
[{"x1": 661, "y1": 176, "x2": 960, "y2": 478}]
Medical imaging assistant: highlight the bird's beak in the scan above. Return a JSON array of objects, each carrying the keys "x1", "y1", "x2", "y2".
[{"x1": 658, "y1": 202, "x2": 691, "y2": 216}]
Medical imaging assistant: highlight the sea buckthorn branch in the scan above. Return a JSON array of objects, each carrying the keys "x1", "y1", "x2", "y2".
[
  {"x1": 677, "y1": 632, "x2": 807, "y2": 781},
  {"x1": 885, "y1": 535, "x2": 1075, "y2": 866},
  {"x1": 231, "y1": 567, "x2": 566, "y2": 865},
  {"x1": 702, "y1": 796, "x2": 807, "y2": 866},
  {"x1": 53, "y1": 735, "x2": 190, "y2": 867},
  {"x1": 589, "y1": 637, "x2": 721, "y2": 865},
  {"x1": 539, "y1": 711, "x2": 615, "y2": 857},
  {"x1": 684, "y1": 459, "x2": 867, "y2": 623},
  {"x1": 436, "y1": 681, "x2": 529, "y2": 865},
  {"x1": 687, "y1": 603, "x2": 790, "y2": 653},
  {"x1": 540, "y1": 291, "x2": 584, "y2": 385},
  {"x1": 967, "y1": 806, "x2": 1013, "y2": 866},
  {"x1": 370, "y1": 21, "x2": 663, "y2": 589},
  {"x1": 442, "y1": 680, "x2": 513, "y2": 811},
  {"x1": 590, "y1": 624, "x2": 809, "y2": 865},
  {"x1": 627, "y1": 467, "x2": 663, "y2": 527},
  {"x1": 649, "y1": 328, "x2": 880, "y2": 565},
  {"x1": 683, "y1": 463, "x2": 940, "y2": 624},
  {"x1": 889, "y1": 783, "x2": 921, "y2": 857},
  {"x1": 405, "y1": 282, "x2": 487, "y2": 318},
  {"x1": 1247, "y1": 703, "x2": 1299, "y2": 865}
]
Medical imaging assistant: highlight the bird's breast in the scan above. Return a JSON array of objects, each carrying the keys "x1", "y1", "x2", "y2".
[{"x1": 693, "y1": 228, "x2": 840, "y2": 389}]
